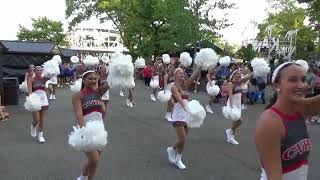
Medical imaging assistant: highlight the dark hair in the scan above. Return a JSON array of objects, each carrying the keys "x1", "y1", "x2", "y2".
[
  {"x1": 265, "y1": 63, "x2": 296, "y2": 109},
  {"x1": 81, "y1": 71, "x2": 96, "y2": 89}
]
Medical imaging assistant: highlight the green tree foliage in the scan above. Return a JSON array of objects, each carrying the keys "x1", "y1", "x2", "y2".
[
  {"x1": 17, "y1": 17, "x2": 68, "y2": 46},
  {"x1": 236, "y1": 44, "x2": 257, "y2": 62},
  {"x1": 65, "y1": 0, "x2": 234, "y2": 59},
  {"x1": 256, "y1": 6, "x2": 316, "y2": 60},
  {"x1": 307, "y1": 0, "x2": 320, "y2": 56}
]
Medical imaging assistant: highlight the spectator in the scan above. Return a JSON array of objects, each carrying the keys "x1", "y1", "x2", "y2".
[
  {"x1": 0, "y1": 96, "x2": 10, "y2": 122},
  {"x1": 143, "y1": 63, "x2": 153, "y2": 88}
]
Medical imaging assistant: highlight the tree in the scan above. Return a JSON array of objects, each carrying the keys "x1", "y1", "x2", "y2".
[
  {"x1": 17, "y1": 17, "x2": 68, "y2": 46},
  {"x1": 256, "y1": 6, "x2": 316, "y2": 60},
  {"x1": 307, "y1": 0, "x2": 320, "y2": 58},
  {"x1": 237, "y1": 44, "x2": 257, "y2": 62},
  {"x1": 65, "y1": 0, "x2": 234, "y2": 59},
  {"x1": 185, "y1": 0, "x2": 235, "y2": 57}
]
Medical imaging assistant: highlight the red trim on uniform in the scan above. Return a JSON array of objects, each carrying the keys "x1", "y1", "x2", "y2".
[
  {"x1": 32, "y1": 87, "x2": 45, "y2": 91},
  {"x1": 172, "y1": 121, "x2": 187, "y2": 127},
  {"x1": 270, "y1": 107, "x2": 299, "y2": 121},
  {"x1": 41, "y1": 106, "x2": 49, "y2": 110},
  {"x1": 269, "y1": 107, "x2": 288, "y2": 137},
  {"x1": 282, "y1": 159, "x2": 308, "y2": 173},
  {"x1": 83, "y1": 109, "x2": 103, "y2": 116}
]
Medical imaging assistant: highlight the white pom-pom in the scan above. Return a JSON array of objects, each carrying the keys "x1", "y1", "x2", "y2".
[
  {"x1": 219, "y1": 56, "x2": 231, "y2": 67},
  {"x1": 107, "y1": 53, "x2": 135, "y2": 89},
  {"x1": 162, "y1": 54, "x2": 170, "y2": 64},
  {"x1": 19, "y1": 81, "x2": 28, "y2": 92},
  {"x1": 68, "y1": 120, "x2": 108, "y2": 152},
  {"x1": 295, "y1": 60, "x2": 309, "y2": 73},
  {"x1": 24, "y1": 93, "x2": 42, "y2": 112},
  {"x1": 43, "y1": 60, "x2": 60, "y2": 78},
  {"x1": 70, "y1": 78, "x2": 82, "y2": 92},
  {"x1": 52, "y1": 55, "x2": 62, "y2": 65},
  {"x1": 150, "y1": 79, "x2": 159, "y2": 89},
  {"x1": 83, "y1": 55, "x2": 99, "y2": 66},
  {"x1": 101, "y1": 56, "x2": 110, "y2": 63},
  {"x1": 186, "y1": 100, "x2": 206, "y2": 128},
  {"x1": 180, "y1": 52, "x2": 192, "y2": 67},
  {"x1": 222, "y1": 106, "x2": 241, "y2": 121},
  {"x1": 157, "y1": 90, "x2": 172, "y2": 102},
  {"x1": 207, "y1": 85, "x2": 220, "y2": 96},
  {"x1": 251, "y1": 58, "x2": 271, "y2": 77},
  {"x1": 195, "y1": 48, "x2": 219, "y2": 70},
  {"x1": 70, "y1": 56, "x2": 79, "y2": 63},
  {"x1": 134, "y1": 58, "x2": 146, "y2": 68}
]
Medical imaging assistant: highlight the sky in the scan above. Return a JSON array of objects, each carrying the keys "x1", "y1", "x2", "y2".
[{"x1": 0, "y1": 0, "x2": 270, "y2": 45}]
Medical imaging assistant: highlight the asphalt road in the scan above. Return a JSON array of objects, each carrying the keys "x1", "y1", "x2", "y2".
[{"x1": 0, "y1": 81, "x2": 319, "y2": 180}]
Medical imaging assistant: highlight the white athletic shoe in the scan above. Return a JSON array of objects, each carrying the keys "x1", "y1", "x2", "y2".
[
  {"x1": 129, "y1": 102, "x2": 134, "y2": 108},
  {"x1": 52, "y1": 95, "x2": 56, "y2": 100},
  {"x1": 165, "y1": 112, "x2": 172, "y2": 121},
  {"x1": 126, "y1": 99, "x2": 130, "y2": 107},
  {"x1": 205, "y1": 105, "x2": 213, "y2": 114},
  {"x1": 120, "y1": 91, "x2": 124, "y2": 97},
  {"x1": 30, "y1": 124, "x2": 37, "y2": 138},
  {"x1": 166, "y1": 147, "x2": 176, "y2": 164},
  {"x1": 225, "y1": 129, "x2": 232, "y2": 140},
  {"x1": 174, "y1": 154, "x2": 186, "y2": 169},
  {"x1": 49, "y1": 94, "x2": 53, "y2": 100},
  {"x1": 227, "y1": 135, "x2": 239, "y2": 145},
  {"x1": 38, "y1": 132, "x2": 46, "y2": 143},
  {"x1": 150, "y1": 94, "x2": 157, "y2": 102},
  {"x1": 77, "y1": 175, "x2": 88, "y2": 180}
]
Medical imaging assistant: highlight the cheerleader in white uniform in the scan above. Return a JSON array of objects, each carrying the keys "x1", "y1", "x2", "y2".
[
  {"x1": 46, "y1": 75, "x2": 58, "y2": 100},
  {"x1": 73, "y1": 71, "x2": 109, "y2": 180},
  {"x1": 166, "y1": 66, "x2": 201, "y2": 170},
  {"x1": 163, "y1": 65, "x2": 176, "y2": 121},
  {"x1": 150, "y1": 59, "x2": 163, "y2": 101},
  {"x1": 225, "y1": 69, "x2": 253, "y2": 145},
  {"x1": 98, "y1": 64, "x2": 109, "y2": 118},
  {"x1": 27, "y1": 66, "x2": 50, "y2": 143},
  {"x1": 205, "y1": 65, "x2": 222, "y2": 113}
]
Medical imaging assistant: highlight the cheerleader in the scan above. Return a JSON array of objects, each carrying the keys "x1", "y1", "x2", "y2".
[
  {"x1": 240, "y1": 66, "x2": 250, "y2": 109},
  {"x1": 97, "y1": 64, "x2": 109, "y2": 117},
  {"x1": 74, "y1": 61, "x2": 86, "y2": 80},
  {"x1": 27, "y1": 66, "x2": 49, "y2": 143},
  {"x1": 73, "y1": 70, "x2": 109, "y2": 180},
  {"x1": 256, "y1": 62, "x2": 315, "y2": 180},
  {"x1": 166, "y1": 66, "x2": 201, "y2": 170},
  {"x1": 125, "y1": 88, "x2": 134, "y2": 108},
  {"x1": 163, "y1": 65, "x2": 176, "y2": 121},
  {"x1": 47, "y1": 75, "x2": 58, "y2": 100},
  {"x1": 150, "y1": 59, "x2": 163, "y2": 101},
  {"x1": 205, "y1": 65, "x2": 221, "y2": 113},
  {"x1": 225, "y1": 69, "x2": 253, "y2": 145},
  {"x1": 24, "y1": 64, "x2": 35, "y2": 81}
]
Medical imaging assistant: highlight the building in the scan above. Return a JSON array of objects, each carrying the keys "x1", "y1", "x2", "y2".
[{"x1": 66, "y1": 22, "x2": 128, "y2": 57}]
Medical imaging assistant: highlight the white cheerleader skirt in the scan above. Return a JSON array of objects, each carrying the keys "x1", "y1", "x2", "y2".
[
  {"x1": 260, "y1": 166, "x2": 308, "y2": 180},
  {"x1": 227, "y1": 92, "x2": 242, "y2": 109},
  {"x1": 84, "y1": 111, "x2": 103, "y2": 123},
  {"x1": 166, "y1": 82, "x2": 174, "y2": 91},
  {"x1": 206, "y1": 80, "x2": 216, "y2": 93},
  {"x1": 101, "y1": 90, "x2": 110, "y2": 101},
  {"x1": 171, "y1": 99, "x2": 188, "y2": 127},
  {"x1": 33, "y1": 90, "x2": 49, "y2": 110},
  {"x1": 45, "y1": 76, "x2": 58, "y2": 88}
]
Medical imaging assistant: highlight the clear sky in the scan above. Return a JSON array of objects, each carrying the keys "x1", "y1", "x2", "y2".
[{"x1": 0, "y1": 0, "x2": 270, "y2": 45}]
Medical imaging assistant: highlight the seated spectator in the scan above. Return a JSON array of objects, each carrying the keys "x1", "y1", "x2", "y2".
[{"x1": 0, "y1": 106, "x2": 10, "y2": 122}]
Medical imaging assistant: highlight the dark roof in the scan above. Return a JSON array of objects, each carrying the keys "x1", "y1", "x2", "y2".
[
  {"x1": 60, "y1": 48, "x2": 78, "y2": 57},
  {"x1": 0, "y1": 40, "x2": 59, "y2": 54}
]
